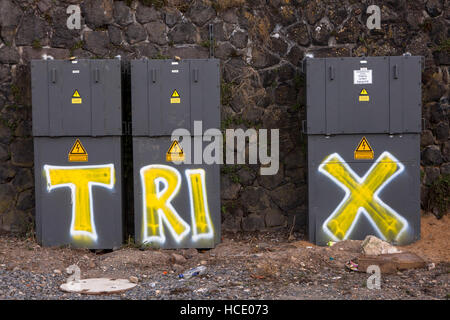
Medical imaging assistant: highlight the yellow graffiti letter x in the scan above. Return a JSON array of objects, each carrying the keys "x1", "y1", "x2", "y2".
[{"x1": 319, "y1": 152, "x2": 408, "y2": 242}]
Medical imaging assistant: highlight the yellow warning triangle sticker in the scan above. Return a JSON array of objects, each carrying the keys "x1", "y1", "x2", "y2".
[
  {"x1": 68, "y1": 139, "x2": 88, "y2": 162},
  {"x1": 354, "y1": 136, "x2": 374, "y2": 160},
  {"x1": 169, "y1": 141, "x2": 182, "y2": 154},
  {"x1": 166, "y1": 140, "x2": 185, "y2": 162},
  {"x1": 72, "y1": 90, "x2": 82, "y2": 104},
  {"x1": 356, "y1": 137, "x2": 372, "y2": 152},
  {"x1": 171, "y1": 90, "x2": 180, "y2": 98},
  {"x1": 360, "y1": 89, "x2": 368, "y2": 95}
]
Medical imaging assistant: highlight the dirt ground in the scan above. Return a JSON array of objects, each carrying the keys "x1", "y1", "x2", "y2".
[
  {"x1": 0, "y1": 214, "x2": 448, "y2": 300},
  {"x1": 401, "y1": 214, "x2": 450, "y2": 263}
]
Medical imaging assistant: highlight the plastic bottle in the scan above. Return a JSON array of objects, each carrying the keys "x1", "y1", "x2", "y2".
[{"x1": 178, "y1": 266, "x2": 207, "y2": 279}]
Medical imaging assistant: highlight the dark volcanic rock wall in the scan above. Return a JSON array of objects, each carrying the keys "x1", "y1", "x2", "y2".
[{"x1": 0, "y1": 0, "x2": 448, "y2": 234}]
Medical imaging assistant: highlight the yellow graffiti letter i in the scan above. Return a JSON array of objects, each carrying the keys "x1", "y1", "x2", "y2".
[{"x1": 185, "y1": 169, "x2": 214, "y2": 241}]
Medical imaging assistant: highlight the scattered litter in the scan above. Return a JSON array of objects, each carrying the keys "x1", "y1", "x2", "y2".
[
  {"x1": 332, "y1": 276, "x2": 341, "y2": 280},
  {"x1": 345, "y1": 260, "x2": 359, "y2": 271},
  {"x1": 427, "y1": 263, "x2": 435, "y2": 271},
  {"x1": 179, "y1": 266, "x2": 207, "y2": 280},
  {"x1": 329, "y1": 257, "x2": 335, "y2": 261},
  {"x1": 327, "y1": 241, "x2": 336, "y2": 247},
  {"x1": 163, "y1": 271, "x2": 168, "y2": 275},
  {"x1": 150, "y1": 282, "x2": 156, "y2": 288},
  {"x1": 194, "y1": 287, "x2": 208, "y2": 294},
  {"x1": 53, "y1": 269, "x2": 62, "y2": 274},
  {"x1": 306, "y1": 246, "x2": 313, "y2": 249}
]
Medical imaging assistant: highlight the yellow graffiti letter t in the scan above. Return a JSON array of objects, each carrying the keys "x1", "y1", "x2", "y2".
[{"x1": 44, "y1": 164, "x2": 115, "y2": 242}]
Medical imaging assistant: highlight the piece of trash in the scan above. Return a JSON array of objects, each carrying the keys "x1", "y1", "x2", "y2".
[
  {"x1": 163, "y1": 271, "x2": 168, "y2": 275},
  {"x1": 306, "y1": 246, "x2": 313, "y2": 249},
  {"x1": 332, "y1": 276, "x2": 341, "y2": 280},
  {"x1": 329, "y1": 257, "x2": 335, "y2": 261},
  {"x1": 327, "y1": 241, "x2": 336, "y2": 247},
  {"x1": 129, "y1": 276, "x2": 139, "y2": 284},
  {"x1": 427, "y1": 263, "x2": 435, "y2": 271},
  {"x1": 345, "y1": 260, "x2": 359, "y2": 271},
  {"x1": 358, "y1": 252, "x2": 426, "y2": 274},
  {"x1": 194, "y1": 287, "x2": 208, "y2": 294},
  {"x1": 178, "y1": 266, "x2": 207, "y2": 280}
]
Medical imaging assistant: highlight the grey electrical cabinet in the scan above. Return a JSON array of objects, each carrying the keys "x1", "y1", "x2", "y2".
[
  {"x1": 131, "y1": 59, "x2": 221, "y2": 249},
  {"x1": 31, "y1": 59, "x2": 124, "y2": 249},
  {"x1": 305, "y1": 56, "x2": 422, "y2": 246}
]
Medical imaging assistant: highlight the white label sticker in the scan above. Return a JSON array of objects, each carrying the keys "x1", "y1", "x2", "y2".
[
  {"x1": 354, "y1": 69, "x2": 372, "y2": 84},
  {"x1": 72, "y1": 70, "x2": 80, "y2": 74},
  {"x1": 171, "y1": 69, "x2": 179, "y2": 73}
]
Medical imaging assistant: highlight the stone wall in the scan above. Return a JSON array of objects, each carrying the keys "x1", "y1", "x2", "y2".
[{"x1": 0, "y1": 0, "x2": 448, "y2": 234}]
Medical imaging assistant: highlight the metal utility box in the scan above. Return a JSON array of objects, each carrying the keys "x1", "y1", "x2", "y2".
[
  {"x1": 304, "y1": 56, "x2": 422, "y2": 246},
  {"x1": 31, "y1": 59, "x2": 124, "y2": 249},
  {"x1": 131, "y1": 59, "x2": 221, "y2": 249}
]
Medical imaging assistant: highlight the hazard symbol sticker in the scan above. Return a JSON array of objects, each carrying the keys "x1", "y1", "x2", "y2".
[
  {"x1": 354, "y1": 137, "x2": 374, "y2": 160},
  {"x1": 68, "y1": 139, "x2": 88, "y2": 162},
  {"x1": 359, "y1": 88, "x2": 369, "y2": 102},
  {"x1": 166, "y1": 140, "x2": 184, "y2": 162},
  {"x1": 170, "y1": 90, "x2": 180, "y2": 104},
  {"x1": 72, "y1": 90, "x2": 82, "y2": 104}
]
